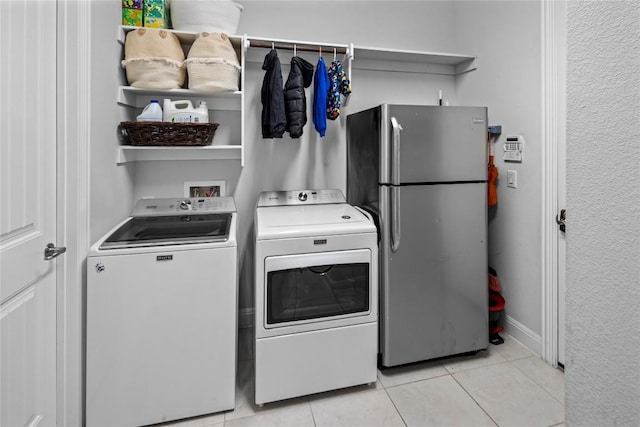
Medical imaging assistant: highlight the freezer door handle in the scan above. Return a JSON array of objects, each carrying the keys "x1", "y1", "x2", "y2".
[
  {"x1": 390, "y1": 117, "x2": 402, "y2": 186},
  {"x1": 391, "y1": 186, "x2": 401, "y2": 252}
]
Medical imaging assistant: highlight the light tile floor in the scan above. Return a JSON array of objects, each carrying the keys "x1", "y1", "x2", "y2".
[{"x1": 167, "y1": 329, "x2": 565, "y2": 427}]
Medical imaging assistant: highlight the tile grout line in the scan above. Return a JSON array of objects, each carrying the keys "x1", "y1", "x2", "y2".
[
  {"x1": 449, "y1": 371, "x2": 501, "y2": 427},
  {"x1": 379, "y1": 370, "x2": 451, "y2": 391},
  {"x1": 380, "y1": 382, "x2": 409, "y2": 427},
  {"x1": 308, "y1": 399, "x2": 318, "y2": 427},
  {"x1": 508, "y1": 357, "x2": 566, "y2": 407}
]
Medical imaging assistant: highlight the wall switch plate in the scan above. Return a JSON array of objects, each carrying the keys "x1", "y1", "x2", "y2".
[{"x1": 507, "y1": 170, "x2": 518, "y2": 188}]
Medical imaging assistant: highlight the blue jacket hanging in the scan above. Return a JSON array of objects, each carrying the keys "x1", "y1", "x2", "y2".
[{"x1": 312, "y1": 57, "x2": 329, "y2": 137}]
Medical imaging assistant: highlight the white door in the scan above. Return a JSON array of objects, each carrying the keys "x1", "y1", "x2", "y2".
[{"x1": 0, "y1": 1, "x2": 59, "y2": 426}]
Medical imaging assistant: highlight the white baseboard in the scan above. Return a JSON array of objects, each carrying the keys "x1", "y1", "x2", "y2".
[{"x1": 504, "y1": 315, "x2": 542, "y2": 356}]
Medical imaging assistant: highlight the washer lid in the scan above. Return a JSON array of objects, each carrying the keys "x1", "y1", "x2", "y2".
[
  {"x1": 256, "y1": 203, "x2": 376, "y2": 240},
  {"x1": 99, "y1": 213, "x2": 232, "y2": 249}
]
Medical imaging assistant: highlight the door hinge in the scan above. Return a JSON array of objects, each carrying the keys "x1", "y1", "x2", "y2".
[{"x1": 555, "y1": 209, "x2": 566, "y2": 233}]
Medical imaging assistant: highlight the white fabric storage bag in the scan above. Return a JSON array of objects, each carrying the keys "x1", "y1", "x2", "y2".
[
  {"x1": 184, "y1": 32, "x2": 241, "y2": 92},
  {"x1": 122, "y1": 28, "x2": 186, "y2": 89}
]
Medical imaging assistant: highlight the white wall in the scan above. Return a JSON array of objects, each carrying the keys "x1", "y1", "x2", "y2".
[
  {"x1": 90, "y1": 2, "x2": 136, "y2": 242},
  {"x1": 237, "y1": 1, "x2": 457, "y2": 52},
  {"x1": 454, "y1": 1, "x2": 543, "y2": 352},
  {"x1": 565, "y1": 2, "x2": 640, "y2": 424}
]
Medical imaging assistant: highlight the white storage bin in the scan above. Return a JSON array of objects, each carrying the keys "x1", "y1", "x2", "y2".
[{"x1": 170, "y1": 0, "x2": 243, "y2": 34}]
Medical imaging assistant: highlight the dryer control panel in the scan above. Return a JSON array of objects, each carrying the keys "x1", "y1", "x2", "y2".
[{"x1": 257, "y1": 189, "x2": 346, "y2": 207}]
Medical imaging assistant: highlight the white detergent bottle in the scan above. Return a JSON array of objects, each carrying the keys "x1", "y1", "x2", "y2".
[
  {"x1": 136, "y1": 99, "x2": 163, "y2": 122},
  {"x1": 163, "y1": 99, "x2": 209, "y2": 123}
]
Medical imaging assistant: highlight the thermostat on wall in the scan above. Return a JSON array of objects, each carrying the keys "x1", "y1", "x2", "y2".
[{"x1": 503, "y1": 135, "x2": 524, "y2": 162}]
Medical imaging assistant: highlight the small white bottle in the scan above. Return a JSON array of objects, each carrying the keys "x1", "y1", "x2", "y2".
[
  {"x1": 136, "y1": 99, "x2": 163, "y2": 122},
  {"x1": 194, "y1": 101, "x2": 209, "y2": 123}
]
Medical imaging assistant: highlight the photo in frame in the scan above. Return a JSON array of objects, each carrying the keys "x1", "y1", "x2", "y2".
[{"x1": 184, "y1": 180, "x2": 226, "y2": 198}]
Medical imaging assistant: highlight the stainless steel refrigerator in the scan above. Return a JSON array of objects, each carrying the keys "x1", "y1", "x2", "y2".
[{"x1": 346, "y1": 104, "x2": 488, "y2": 367}]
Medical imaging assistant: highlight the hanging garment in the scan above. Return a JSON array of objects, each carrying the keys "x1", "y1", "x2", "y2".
[
  {"x1": 284, "y1": 56, "x2": 314, "y2": 138},
  {"x1": 260, "y1": 49, "x2": 286, "y2": 138},
  {"x1": 326, "y1": 60, "x2": 351, "y2": 120},
  {"x1": 312, "y1": 57, "x2": 330, "y2": 137},
  {"x1": 488, "y1": 154, "x2": 498, "y2": 206}
]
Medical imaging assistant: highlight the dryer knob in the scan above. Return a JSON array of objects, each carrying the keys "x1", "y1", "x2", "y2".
[
  {"x1": 298, "y1": 192, "x2": 308, "y2": 202},
  {"x1": 180, "y1": 200, "x2": 192, "y2": 210}
]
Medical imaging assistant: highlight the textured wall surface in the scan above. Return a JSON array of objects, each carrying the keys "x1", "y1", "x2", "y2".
[{"x1": 565, "y1": 1, "x2": 640, "y2": 424}]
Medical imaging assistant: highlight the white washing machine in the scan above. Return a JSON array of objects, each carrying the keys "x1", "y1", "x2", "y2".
[
  {"x1": 86, "y1": 197, "x2": 237, "y2": 427},
  {"x1": 254, "y1": 189, "x2": 378, "y2": 405}
]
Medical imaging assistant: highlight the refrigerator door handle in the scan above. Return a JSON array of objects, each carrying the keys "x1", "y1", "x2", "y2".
[
  {"x1": 391, "y1": 186, "x2": 401, "y2": 252},
  {"x1": 390, "y1": 117, "x2": 403, "y2": 252}
]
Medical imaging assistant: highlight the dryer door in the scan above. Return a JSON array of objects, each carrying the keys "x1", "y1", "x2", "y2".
[{"x1": 264, "y1": 249, "x2": 372, "y2": 331}]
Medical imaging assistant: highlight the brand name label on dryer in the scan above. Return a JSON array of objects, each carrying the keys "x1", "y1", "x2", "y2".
[
  {"x1": 157, "y1": 255, "x2": 173, "y2": 261},
  {"x1": 314, "y1": 239, "x2": 327, "y2": 245}
]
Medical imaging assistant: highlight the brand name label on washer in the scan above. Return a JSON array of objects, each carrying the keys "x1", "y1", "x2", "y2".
[
  {"x1": 314, "y1": 239, "x2": 327, "y2": 245},
  {"x1": 157, "y1": 255, "x2": 173, "y2": 261}
]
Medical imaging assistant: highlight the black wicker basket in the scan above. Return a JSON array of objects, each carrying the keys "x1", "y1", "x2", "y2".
[{"x1": 120, "y1": 122, "x2": 219, "y2": 146}]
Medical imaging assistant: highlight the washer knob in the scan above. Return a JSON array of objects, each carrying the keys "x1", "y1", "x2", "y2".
[
  {"x1": 298, "y1": 192, "x2": 308, "y2": 202},
  {"x1": 179, "y1": 200, "x2": 192, "y2": 210}
]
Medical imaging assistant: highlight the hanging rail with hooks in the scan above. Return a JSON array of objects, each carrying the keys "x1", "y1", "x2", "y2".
[
  {"x1": 243, "y1": 36, "x2": 354, "y2": 97},
  {"x1": 245, "y1": 36, "x2": 351, "y2": 58}
]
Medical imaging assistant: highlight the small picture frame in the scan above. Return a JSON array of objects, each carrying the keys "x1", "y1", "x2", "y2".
[{"x1": 184, "y1": 180, "x2": 226, "y2": 198}]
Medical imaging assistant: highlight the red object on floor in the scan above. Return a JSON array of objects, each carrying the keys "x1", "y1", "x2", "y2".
[{"x1": 489, "y1": 291, "x2": 505, "y2": 341}]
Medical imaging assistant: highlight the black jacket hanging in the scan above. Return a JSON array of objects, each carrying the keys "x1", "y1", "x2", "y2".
[
  {"x1": 284, "y1": 56, "x2": 314, "y2": 138},
  {"x1": 261, "y1": 49, "x2": 286, "y2": 138}
]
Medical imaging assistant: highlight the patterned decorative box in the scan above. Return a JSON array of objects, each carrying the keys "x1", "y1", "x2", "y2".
[
  {"x1": 122, "y1": 0, "x2": 143, "y2": 26},
  {"x1": 123, "y1": 0, "x2": 143, "y2": 8},
  {"x1": 143, "y1": 0, "x2": 168, "y2": 28}
]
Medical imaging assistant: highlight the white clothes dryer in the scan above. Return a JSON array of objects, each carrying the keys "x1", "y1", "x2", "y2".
[
  {"x1": 254, "y1": 189, "x2": 378, "y2": 405},
  {"x1": 86, "y1": 197, "x2": 237, "y2": 427}
]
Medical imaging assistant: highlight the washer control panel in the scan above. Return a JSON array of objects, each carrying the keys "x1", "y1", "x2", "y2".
[
  {"x1": 257, "y1": 189, "x2": 346, "y2": 207},
  {"x1": 132, "y1": 196, "x2": 237, "y2": 216}
]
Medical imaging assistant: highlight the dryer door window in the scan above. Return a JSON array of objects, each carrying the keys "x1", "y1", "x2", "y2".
[{"x1": 264, "y1": 249, "x2": 371, "y2": 328}]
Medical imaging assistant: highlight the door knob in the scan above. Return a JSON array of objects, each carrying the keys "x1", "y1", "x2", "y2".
[{"x1": 44, "y1": 243, "x2": 67, "y2": 260}]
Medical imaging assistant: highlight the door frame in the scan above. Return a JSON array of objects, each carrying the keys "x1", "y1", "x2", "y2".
[
  {"x1": 56, "y1": 1, "x2": 91, "y2": 425},
  {"x1": 541, "y1": 0, "x2": 567, "y2": 368}
]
